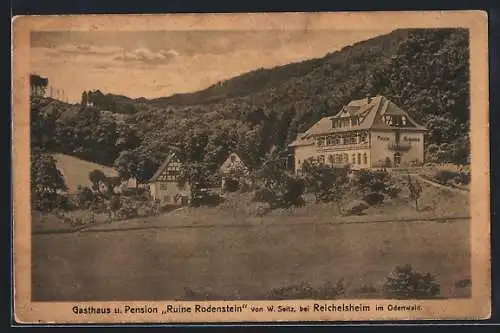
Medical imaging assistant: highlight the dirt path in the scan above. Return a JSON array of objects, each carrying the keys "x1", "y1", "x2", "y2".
[
  {"x1": 31, "y1": 215, "x2": 468, "y2": 235},
  {"x1": 410, "y1": 174, "x2": 469, "y2": 196}
]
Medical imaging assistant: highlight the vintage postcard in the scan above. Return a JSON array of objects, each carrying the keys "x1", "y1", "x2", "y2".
[{"x1": 12, "y1": 11, "x2": 490, "y2": 323}]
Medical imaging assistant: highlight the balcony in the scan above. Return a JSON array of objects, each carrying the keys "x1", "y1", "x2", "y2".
[
  {"x1": 316, "y1": 143, "x2": 369, "y2": 152},
  {"x1": 387, "y1": 142, "x2": 412, "y2": 151}
]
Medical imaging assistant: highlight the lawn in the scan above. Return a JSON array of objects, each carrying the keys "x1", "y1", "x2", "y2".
[
  {"x1": 53, "y1": 153, "x2": 119, "y2": 193},
  {"x1": 32, "y1": 215, "x2": 470, "y2": 301}
]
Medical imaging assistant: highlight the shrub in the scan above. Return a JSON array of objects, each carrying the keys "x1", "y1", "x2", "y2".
[
  {"x1": 382, "y1": 264, "x2": 440, "y2": 299},
  {"x1": 117, "y1": 205, "x2": 139, "y2": 219},
  {"x1": 278, "y1": 177, "x2": 306, "y2": 209},
  {"x1": 386, "y1": 186, "x2": 401, "y2": 199},
  {"x1": 75, "y1": 185, "x2": 96, "y2": 210},
  {"x1": 343, "y1": 200, "x2": 369, "y2": 216},
  {"x1": 354, "y1": 169, "x2": 392, "y2": 195},
  {"x1": 253, "y1": 188, "x2": 277, "y2": 204},
  {"x1": 300, "y1": 160, "x2": 350, "y2": 212},
  {"x1": 191, "y1": 190, "x2": 223, "y2": 207},
  {"x1": 56, "y1": 194, "x2": 75, "y2": 210},
  {"x1": 72, "y1": 211, "x2": 96, "y2": 227},
  {"x1": 434, "y1": 170, "x2": 460, "y2": 185},
  {"x1": 362, "y1": 192, "x2": 385, "y2": 206},
  {"x1": 455, "y1": 171, "x2": 470, "y2": 185},
  {"x1": 266, "y1": 279, "x2": 345, "y2": 300},
  {"x1": 200, "y1": 193, "x2": 224, "y2": 207},
  {"x1": 136, "y1": 199, "x2": 162, "y2": 217}
]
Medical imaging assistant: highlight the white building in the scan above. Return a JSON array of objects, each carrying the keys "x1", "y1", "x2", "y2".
[{"x1": 289, "y1": 95, "x2": 427, "y2": 172}]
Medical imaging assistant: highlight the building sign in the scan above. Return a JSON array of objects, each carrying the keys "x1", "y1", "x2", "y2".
[{"x1": 403, "y1": 136, "x2": 421, "y2": 142}]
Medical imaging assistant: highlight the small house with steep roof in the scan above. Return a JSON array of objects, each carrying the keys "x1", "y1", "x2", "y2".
[
  {"x1": 218, "y1": 152, "x2": 254, "y2": 194},
  {"x1": 149, "y1": 153, "x2": 191, "y2": 205}
]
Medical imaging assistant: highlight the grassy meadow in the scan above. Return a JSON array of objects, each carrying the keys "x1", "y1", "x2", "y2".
[{"x1": 31, "y1": 179, "x2": 471, "y2": 301}]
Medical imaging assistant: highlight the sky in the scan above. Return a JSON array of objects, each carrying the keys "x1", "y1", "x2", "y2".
[{"x1": 30, "y1": 29, "x2": 393, "y2": 103}]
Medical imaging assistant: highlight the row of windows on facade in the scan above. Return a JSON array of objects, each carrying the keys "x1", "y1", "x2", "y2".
[
  {"x1": 298, "y1": 152, "x2": 368, "y2": 166},
  {"x1": 383, "y1": 115, "x2": 408, "y2": 127},
  {"x1": 316, "y1": 132, "x2": 369, "y2": 147},
  {"x1": 331, "y1": 116, "x2": 364, "y2": 129}
]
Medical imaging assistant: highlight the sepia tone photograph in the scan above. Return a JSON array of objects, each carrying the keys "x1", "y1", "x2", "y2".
[{"x1": 12, "y1": 12, "x2": 490, "y2": 323}]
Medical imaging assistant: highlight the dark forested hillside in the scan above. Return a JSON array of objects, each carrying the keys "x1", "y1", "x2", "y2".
[
  {"x1": 31, "y1": 28, "x2": 470, "y2": 183},
  {"x1": 149, "y1": 29, "x2": 410, "y2": 107}
]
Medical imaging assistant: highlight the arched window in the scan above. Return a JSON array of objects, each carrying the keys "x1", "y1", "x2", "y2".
[
  {"x1": 357, "y1": 153, "x2": 361, "y2": 165},
  {"x1": 344, "y1": 153, "x2": 349, "y2": 163},
  {"x1": 352, "y1": 153, "x2": 356, "y2": 164},
  {"x1": 363, "y1": 153, "x2": 368, "y2": 165}
]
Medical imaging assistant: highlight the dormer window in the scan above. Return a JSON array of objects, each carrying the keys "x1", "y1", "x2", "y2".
[{"x1": 383, "y1": 115, "x2": 409, "y2": 127}]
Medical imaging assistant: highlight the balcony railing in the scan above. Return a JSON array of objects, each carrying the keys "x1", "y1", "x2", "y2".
[
  {"x1": 387, "y1": 142, "x2": 412, "y2": 151},
  {"x1": 316, "y1": 143, "x2": 369, "y2": 152}
]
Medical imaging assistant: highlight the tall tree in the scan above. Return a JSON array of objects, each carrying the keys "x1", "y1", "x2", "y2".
[
  {"x1": 31, "y1": 149, "x2": 68, "y2": 211},
  {"x1": 81, "y1": 91, "x2": 88, "y2": 106}
]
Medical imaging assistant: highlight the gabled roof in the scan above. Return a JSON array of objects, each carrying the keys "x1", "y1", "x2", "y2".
[
  {"x1": 149, "y1": 153, "x2": 178, "y2": 182},
  {"x1": 289, "y1": 95, "x2": 426, "y2": 147},
  {"x1": 219, "y1": 152, "x2": 251, "y2": 175}
]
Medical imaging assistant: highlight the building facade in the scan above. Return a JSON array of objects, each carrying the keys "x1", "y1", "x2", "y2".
[
  {"x1": 149, "y1": 153, "x2": 191, "y2": 205},
  {"x1": 289, "y1": 95, "x2": 426, "y2": 172}
]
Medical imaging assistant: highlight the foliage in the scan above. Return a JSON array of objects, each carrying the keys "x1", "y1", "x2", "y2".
[
  {"x1": 352, "y1": 169, "x2": 401, "y2": 205},
  {"x1": 191, "y1": 190, "x2": 224, "y2": 207},
  {"x1": 300, "y1": 157, "x2": 351, "y2": 213},
  {"x1": 75, "y1": 185, "x2": 96, "y2": 210},
  {"x1": 253, "y1": 148, "x2": 305, "y2": 209},
  {"x1": 253, "y1": 188, "x2": 278, "y2": 204},
  {"x1": 382, "y1": 264, "x2": 440, "y2": 299},
  {"x1": 30, "y1": 149, "x2": 68, "y2": 211},
  {"x1": 362, "y1": 192, "x2": 385, "y2": 206},
  {"x1": 117, "y1": 205, "x2": 139, "y2": 220},
  {"x1": 425, "y1": 138, "x2": 470, "y2": 165},
  {"x1": 265, "y1": 279, "x2": 345, "y2": 300},
  {"x1": 88, "y1": 169, "x2": 107, "y2": 194},
  {"x1": 30, "y1": 28, "x2": 470, "y2": 192},
  {"x1": 434, "y1": 169, "x2": 469, "y2": 185}
]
